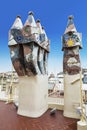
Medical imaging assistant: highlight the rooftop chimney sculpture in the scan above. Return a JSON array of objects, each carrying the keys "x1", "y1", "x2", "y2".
[
  {"x1": 8, "y1": 11, "x2": 50, "y2": 117},
  {"x1": 62, "y1": 15, "x2": 82, "y2": 119}
]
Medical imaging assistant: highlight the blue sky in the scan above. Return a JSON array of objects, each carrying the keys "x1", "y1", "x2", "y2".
[{"x1": 0, "y1": 0, "x2": 87, "y2": 74}]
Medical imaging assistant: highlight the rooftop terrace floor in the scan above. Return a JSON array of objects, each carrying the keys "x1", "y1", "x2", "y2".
[{"x1": 0, "y1": 101, "x2": 79, "y2": 130}]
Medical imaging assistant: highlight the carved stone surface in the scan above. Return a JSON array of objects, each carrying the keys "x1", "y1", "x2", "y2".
[
  {"x1": 63, "y1": 47, "x2": 81, "y2": 75},
  {"x1": 10, "y1": 45, "x2": 25, "y2": 76},
  {"x1": 62, "y1": 16, "x2": 82, "y2": 75},
  {"x1": 8, "y1": 12, "x2": 50, "y2": 118},
  {"x1": 8, "y1": 12, "x2": 50, "y2": 76},
  {"x1": 63, "y1": 16, "x2": 82, "y2": 119}
]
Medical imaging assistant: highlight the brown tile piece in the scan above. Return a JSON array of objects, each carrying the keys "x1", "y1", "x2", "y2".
[{"x1": 0, "y1": 101, "x2": 78, "y2": 130}]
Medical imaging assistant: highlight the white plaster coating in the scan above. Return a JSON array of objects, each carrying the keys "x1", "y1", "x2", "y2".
[
  {"x1": 77, "y1": 121, "x2": 87, "y2": 126},
  {"x1": 85, "y1": 104, "x2": 87, "y2": 117},
  {"x1": 17, "y1": 75, "x2": 48, "y2": 117},
  {"x1": 77, "y1": 121, "x2": 87, "y2": 130},
  {"x1": 63, "y1": 74, "x2": 81, "y2": 119}
]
